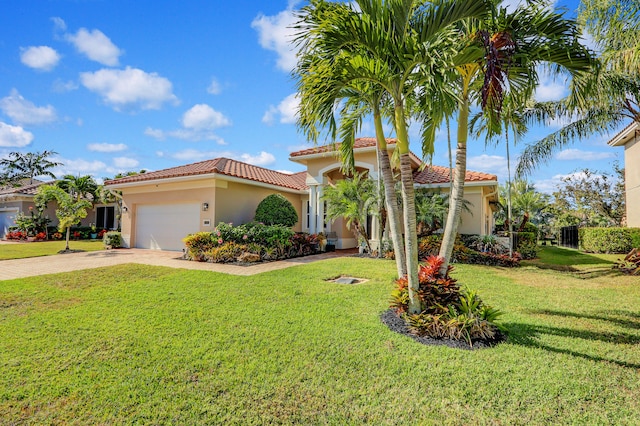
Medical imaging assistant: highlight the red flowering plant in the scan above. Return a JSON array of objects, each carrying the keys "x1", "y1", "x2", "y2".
[
  {"x1": 98, "y1": 229, "x2": 107, "y2": 238},
  {"x1": 35, "y1": 232, "x2": 47, "y2": 241},
  {"x1": 390, "y1": 256, "x2": 503, "y2": 346},
  {"x1": 73, "y1": 231, "x2": 82, "y2": 239}
]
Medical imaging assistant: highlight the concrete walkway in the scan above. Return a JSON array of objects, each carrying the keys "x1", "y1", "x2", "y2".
[{"x1": 0, "y1": 247, "x2": 355, "y2": 281}]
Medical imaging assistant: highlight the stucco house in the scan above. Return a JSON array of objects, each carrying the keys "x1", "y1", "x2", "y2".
[
  {"x1": 105, "y1": 138, "x2": 499, "y2": 251},
  {"x1": 608, "y1": 121, "x2": 640, "y2": 227},
  {"x1": 0, "y1": 180, "x2": 117, "y2": 237}
]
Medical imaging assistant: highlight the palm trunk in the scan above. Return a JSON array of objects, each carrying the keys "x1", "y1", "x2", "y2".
[
  {"x1": 395, "y1": 105, "x2": 420, "y2": 314},
  {"x1": 374, "y1": 111, "x2": 407, "y2": 277},
  {"x1": 65, "y1": 227, "x2": 70, "y2": 251},
  {"x1": 439, "y1": 90, "x2": 470, "y2": 275}
]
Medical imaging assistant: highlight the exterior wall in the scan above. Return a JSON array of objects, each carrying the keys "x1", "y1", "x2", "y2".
[
  {"x1": 214, "y1": 180, "x2": 303, "y2": 231},
  {"x1": 625, "y1": 137, "x2": 640, "y2": 227},
  {"x1": 119, "y1": 179, "x2": 216, "y2": 248}
]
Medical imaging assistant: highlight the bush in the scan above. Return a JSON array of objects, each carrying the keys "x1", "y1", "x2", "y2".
[
  {"x1": 465, "y1": 251, "x2": 521, "y2": 267},
  {"x1": 515, "y1": 232, "x2": 537, "y2": 260},
  {"x1": 389, "y1": 256, "x2": 503, "y2": 346},
  {"x1": 579, "y1": 227, "x2": 640, "y2": 254},
  {"x1": 520, "y1": 222, "x2": 539, "y2": 239},
  {"x1": 184, "y1": 222, "x2": 317, "y2": 264},
  {"x1": 254, "y1": 194, "x2": 298, "y2": 227},
  {"x1": 417, "y1": 234, "x2": 471, "y2": 263},
  {"x1": 103, "y1": 231, "x2": 122, "y2": 248}
]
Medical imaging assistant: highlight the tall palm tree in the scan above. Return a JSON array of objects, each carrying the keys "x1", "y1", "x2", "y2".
[
  {"x1": 434, "y1": 1, "x2": 593, "y2": 274},
  {"x1": 295, "y1": 0, "x2": 489, "y2": 314},
  {"x1": 0, "y1": 150, "x2": 61, "y2": 185},
  {"x1": 516, "y1": 0, "x2": 639, "y2": 176},
  {"x1": 294, "y1": 21, "x2": 407, "y2": 276}
]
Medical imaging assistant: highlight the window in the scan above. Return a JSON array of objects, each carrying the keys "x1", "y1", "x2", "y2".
[{"x1": 96, "y1": 206, "x2": 115, "y2": 230}]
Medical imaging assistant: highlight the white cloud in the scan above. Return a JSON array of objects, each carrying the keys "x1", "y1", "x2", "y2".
[
  {"x1": 534, "y1": 171, "x2": 595, "y2": 194},
  {"x1": 251, "y1": 9, "x2": 299, "y2": 71},
  {"x1": 80, "y1": 67, "x2": 178, "y2": 111},
  {"x1": 87, "y1": 142, "x2": 128, "y2": 153},
  {"x1": 534, "y1": 66, "x2": 569, "y2": 102},
  {"x1": 207, "y1": 78, "x2": 221, "y2": 95},
  {"x1": 263, "y1": 93, "x2": 299, "y2": 125},
  {"x1": 20, "y1": 46, "x2": 60, "y2": 71},
  {"x1": 0, "y1": 122, "x2": 34, "y2": 147},
  {"x1": 170, "y1": 148, "x2": 276, "y2": 166},
  {"x1": 555, "y1": 149, "x2": 615, "y2": 161},
  {"x1": 182, "y1": 104, "x2": 231, "y2": 130},
  {"x1": 145, "y1": 104, "x2": 230, "y2": 143},
  {"x1": 51, "y1": 17, "x2": 67, "y2": 32},
  {"x1": 113, "y1": 156, "x2": 139, "y2": 168},
  {"x1": 0, "y1": 89, "x2": 57, "y2": 125},
  {"x1": 239, "y1": 151, "x2": 276, "y2": 166},
  {"x1": 467, "y1": 154, "x2": 509, "y2": 179},
  {"x1": 276, "y1": 169, "x2": 294, "y2": 174},
  {"x1": 52, "y1": 157, "x2": 108, "y2": 177},
  {"x1": 52, "y1": 79, "x2": 79, "y2": 93},
  {"x1": 66, "y1": 27, "x2": 123, "y2": 66}
]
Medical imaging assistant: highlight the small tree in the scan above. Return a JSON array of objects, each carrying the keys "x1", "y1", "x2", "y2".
[
  {"x1": 322, "y1": 172, "x2": 377, "y2": 253},
  {"x1": 35, "y1": 185, "x2": 91, "y2": 251},
  {"x1": 255, "y1": 194, "x2": 298, "y2": 227}
]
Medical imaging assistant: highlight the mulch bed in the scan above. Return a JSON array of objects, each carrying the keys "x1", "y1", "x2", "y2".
[{"x1": 380, "y1": 309, "x2": 506, "y2": 350}]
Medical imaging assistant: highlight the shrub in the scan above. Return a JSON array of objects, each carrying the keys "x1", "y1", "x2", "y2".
[
  {"x1": 254, "y1": 194, "x2": 298, "y2": 227},
  {"x1": 579, "y1": 227, "x2": 640, "y2": 254},
  {"x1": 417, "y1": 234, "x2": 472, "y2": 263},
  {"x1": 103, "y1": 231, "x2": 122, "y2": 248},
  {"x1": 520, "y1": 222, "x2": 539, "y2": 238},
  {"x1": 183, "y1": 232, "x2": 217, "y2": 261},
  {"x1": 515, "y1": 232, "x2": 537, "y2": 259},
  {"x1": 465, "y1": 251, "x2": 521, "y2": 267},
  {"x1": 389, "y1": 256, "x2": 502, "y2": 346}
]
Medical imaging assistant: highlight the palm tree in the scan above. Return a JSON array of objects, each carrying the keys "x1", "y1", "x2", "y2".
[
  {"x1": 0, "y1": 150, "x2": 61, "y2": 185},
  {"x1": 56, "y1": 175, "x2": 99, "y2": 202},
  {"x1": 294, "y1": 18, "x2": 407, "y2": 276},
  {"x1": 295, "y1": 0, "x2": 489, "y2": 314},
  {"x1": 322, "y1": 172, "x2": 377, "y2": 253},
  {"x1": 435, "y1": 1, "x2": 593, "y2": 274},
  {"x1": 516, "y1": 0, "x2": 639, "y2": 176}
]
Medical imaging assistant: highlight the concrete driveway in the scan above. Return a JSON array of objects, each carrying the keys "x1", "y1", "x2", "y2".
[{"x1": 0, "y1": 247, "x2": 353, "y2": 281}]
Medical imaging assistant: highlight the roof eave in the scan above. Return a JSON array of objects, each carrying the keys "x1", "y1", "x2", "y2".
[
  {"x1": 608, "y1": 121, "x2": 639, "y2": 147},
  {"x1": 106, "y1": 172, "x2": 307, "y2": 194}
]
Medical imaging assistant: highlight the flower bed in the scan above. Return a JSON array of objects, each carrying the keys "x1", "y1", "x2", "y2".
[{"x1": 183, "y1": 222, "x2": 320, "y2": 263}]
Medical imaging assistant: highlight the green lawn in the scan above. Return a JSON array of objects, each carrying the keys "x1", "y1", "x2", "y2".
[
  {"x1": 0, "y1": 240, "x2": 104, "y2": 260},
  {"x1": 1, "y1": 249, "x2": 639, "y2": 424}
]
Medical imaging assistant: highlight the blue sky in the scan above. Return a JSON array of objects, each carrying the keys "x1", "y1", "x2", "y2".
[{"x1": 0, "y1": 0, "x2": 625, "y2": 192}]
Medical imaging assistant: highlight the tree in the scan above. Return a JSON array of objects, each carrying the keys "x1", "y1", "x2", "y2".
[
  {"x1": 35, "y1": 185, "x2": 92, "y2": 251},
  {"x1": 294, "y1": 2, "x2": 407, "y2": 276},
  {"x1": 0, "y1": 150, "x2": 61, "y2": 185},
  {"x1": 517, "y1": 0, "x2": 640, "y2": 176},
  {"x1": 295, "y1": 0, "x2": 489, "y2": 314},
  {"x1": 550, "y1": 166, "x2": 626, "y2": 227},
  {"x1": 436, "y1": 1, "x2": 593, "y2": 274},
  {"x1": 322, "y1": 172, "x2": 377, "y2": 253},
  {"x1": 255, "y1": 194, "x2": 299, "y2": 227},
  {"x1": 56, "y1": 175, "x2": 99, "y2": 202}
]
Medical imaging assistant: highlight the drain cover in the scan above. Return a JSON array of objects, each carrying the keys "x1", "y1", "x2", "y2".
[{"x1": 335, "y1": 277, "x2": 360, "y2": 284}]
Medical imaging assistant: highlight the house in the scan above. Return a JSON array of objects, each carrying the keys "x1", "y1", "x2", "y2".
[
  {"x1": 0, "y1": 180, "x2": 117, "y2": 237},
  {"x1": 608, "y1": 121, "x2": 640, "y2": 227},
  {"x1": 105, "y1": 138, "x2": 499, "y2": 251}
]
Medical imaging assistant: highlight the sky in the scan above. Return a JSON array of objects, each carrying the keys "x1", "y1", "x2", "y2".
[{"x1": 0, "y1": 0, "x2": 626, "y2": 192}]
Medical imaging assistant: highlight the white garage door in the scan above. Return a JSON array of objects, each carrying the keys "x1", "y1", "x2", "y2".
[{"x1": 135, "y1": 203, "x2": 200, "y2": 251}]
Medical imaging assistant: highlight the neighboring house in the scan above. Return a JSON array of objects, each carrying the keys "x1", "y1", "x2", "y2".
[
  {"x1": 105, "y1": 138, "x2": 499, "y2": 251},
  {"x1": 608, "y1": 121, "x2": 640, "y2": 227},
  {"x1": 0, "y1": 181, "x2": 116, "y2": 237}
]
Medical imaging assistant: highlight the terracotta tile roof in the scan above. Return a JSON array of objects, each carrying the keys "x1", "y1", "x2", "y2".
[
  {"x1": 290, "y1": 137, "x2": 395, "y2": 157},
  {"x1": 608, "y1": 121, "x2": 639, "y2": 146},
  {"x1": 104, "y1": 158, "x2": 308, "y2": 191},
  {"x1": 0, "y1": 181, "x2": 50, "y2": 196},
  {"x1": 413, "y1": 165, "x2": 497, "y2": 185}
]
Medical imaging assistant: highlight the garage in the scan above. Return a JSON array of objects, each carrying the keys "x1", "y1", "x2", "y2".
[
  {"x1": 0, "y1": 210, "x2": 17, "y2": 238},
  {"x1": 135, "y1": 203, "x2": 200, "y2": 251}
]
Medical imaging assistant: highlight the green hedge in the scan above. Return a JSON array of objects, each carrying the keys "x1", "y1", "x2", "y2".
[{"x1": 579, "y1": 227, "x2": 640, "y2": 254}]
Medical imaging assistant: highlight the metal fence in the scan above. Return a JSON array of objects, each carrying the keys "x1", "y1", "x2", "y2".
[{"x1": 560, "y1": 225, "x2": 579, "y2": 249}]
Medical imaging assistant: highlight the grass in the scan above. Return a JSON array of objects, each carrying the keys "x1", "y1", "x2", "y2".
[
  {"x1": 0, "y1": 247, "x2": 639, "y2": 424},
  {"x1": 0, "y1": 240, "x2": 104, "y2": 260}
]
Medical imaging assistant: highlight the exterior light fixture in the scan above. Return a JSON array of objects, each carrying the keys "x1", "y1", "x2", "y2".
[
  {"x1": 203, "y1": 202, "x2": 209, "y2": 211},
  {"x1": 122, "y1": 206, "x2": 128, "y2": 212}
]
